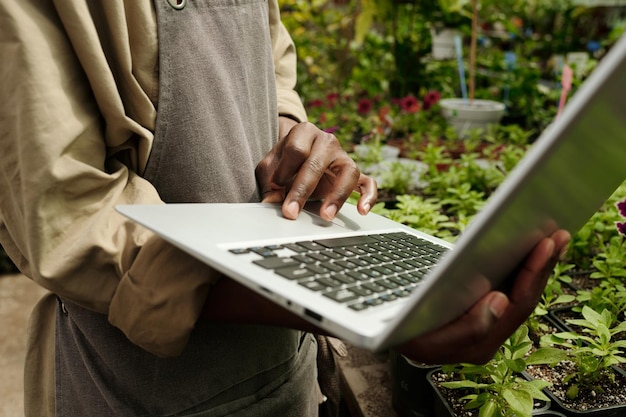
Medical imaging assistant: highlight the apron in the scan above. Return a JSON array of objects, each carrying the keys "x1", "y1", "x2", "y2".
[{"x1": 54, "y1": 0, "x2": 318, "y2": 415}]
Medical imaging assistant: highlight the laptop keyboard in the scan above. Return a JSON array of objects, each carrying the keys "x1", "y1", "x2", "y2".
[{"x1": 229, "y1": 232, "x2": 449, "y2": 311}]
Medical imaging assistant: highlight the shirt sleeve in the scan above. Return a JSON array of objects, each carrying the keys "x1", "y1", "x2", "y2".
[
  {"x1": 269, "y1": 0, "x2": 308, "y2": 123},
  {"x1": 0, "y1": 1, "x2": 219, "y2": 357}
]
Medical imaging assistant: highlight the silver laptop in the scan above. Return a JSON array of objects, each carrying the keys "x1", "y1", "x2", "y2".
[{"x1": 117, "y1": 35, "x2": 626, "y2": 352}]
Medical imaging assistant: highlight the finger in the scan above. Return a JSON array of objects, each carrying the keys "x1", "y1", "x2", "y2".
[
  {"x1": 486, "y1": 231, "x2": 571, "y2": 346},
  {"x1": 313, "y1": 158, "x2": 361, "y2": 220},
  {"x1": 282, "y1": 134, "x2": 358, "y2": 220},
  {"x1": 508, "y1": 230, "x2": 570, "y2": 311},
  {"x1": 354, "y1": 174, "x2": 378, "y2": 215},
  {"x1": 271, "y1": 124, "x2": 316, "y2": 188},
  {"x1": 256, "y1": 142, "x2": 285, "y2": 200}
]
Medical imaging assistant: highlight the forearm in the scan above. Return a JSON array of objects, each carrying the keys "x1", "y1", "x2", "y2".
[{"x1": 201, "y1": 276, "x2": 324, "y2": 334}]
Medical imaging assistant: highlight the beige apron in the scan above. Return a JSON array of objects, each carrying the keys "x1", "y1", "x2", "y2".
[{"x1": 54, "y1": 0, "x2": 318, "y2": 415}]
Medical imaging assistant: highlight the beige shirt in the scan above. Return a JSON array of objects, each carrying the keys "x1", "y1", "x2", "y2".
[{"x1": 0, "y1": 1, "x2": 307, "y2": 415}]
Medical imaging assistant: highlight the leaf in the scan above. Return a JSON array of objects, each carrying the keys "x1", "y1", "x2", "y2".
[
  {"x1": 566, "y1": 384, "x2": 580, "y2": 400},
  {"x1": 581, "y1": 305, "x2": 603, "y2": 327},
  {"x1": 503, "y1": 387, "x2": 533, "y2": 417},
  {"x1": 505, "y1": 358, "x2": 526, "y2": 373},
  {"x1": 526, "y1": 347, "x2": 568, "y2": 366},
  {"x1": 439, "y1": 380, "x2": 490, "y2": 389},
  {"x1": 478, "y1": 400, "x2": 498, "y2": 417},
  {"x1": 523, "y1": 380, "x2": 551, "y2": 401}
]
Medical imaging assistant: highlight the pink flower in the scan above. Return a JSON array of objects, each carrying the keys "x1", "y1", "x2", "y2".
[
  {"x1": 617, "y1": 199, "x2": 626, "y2": 217},
  {"x1": 323, "y1": 126, "x2": 339, "y2": 134},
  {"x1": 422, "y1": 90, "x2": 441, "y2": 110},
  {"x1": 617, "y1": 199, "x2": 626, "y2": 237},
  {"x1": 357, "y1": 98, "x2": 373, "y2": 115},
  {"x1": 399, "y1": 95, "x2": 420, "y2": 113}
]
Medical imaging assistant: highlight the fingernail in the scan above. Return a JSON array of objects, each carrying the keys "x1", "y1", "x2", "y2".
[
  {"x1": 324, "y1": 204, "x2": 338, "y2": 219},
  {"x1": 285, "y1": 201, "x2": 300, "y2": 218},
  {"x1": 488, "y1": 293, "x2": 508, "y2": 319},
  {"x1": 363, "y1": 202, "x2": 371, "y2": 213}
]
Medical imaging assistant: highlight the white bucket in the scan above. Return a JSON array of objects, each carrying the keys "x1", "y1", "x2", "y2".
[{"x1": 439, "y1": 98, "x2": 505, "y2": 136}]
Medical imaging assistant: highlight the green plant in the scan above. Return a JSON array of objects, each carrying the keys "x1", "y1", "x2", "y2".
[
  {"x1": 438, "y1": 325, "x2": 565, "y2": 417},
  {"x1": 383, "y1": 194, "x2": 457, "y2": 240},
  {"x1": 526, "y1": 263, "x2": 576, "y2": 335},
  {"x1": 540, "y1": 306, "x2": 626, "y2": 400},
  {"x1": 589, "y1": 235, "x2": 626, "y2": 281},
  {"x1": 378, "y1": 161, "x2": 423, "y2": 196},
  {"x1": 438, "y1": 182, "x2": 485, "y2": 218},
  {"x1": 574, "y1": 278, "x2": 626, "y2": 327}
]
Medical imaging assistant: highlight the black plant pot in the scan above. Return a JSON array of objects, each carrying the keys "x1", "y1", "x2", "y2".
[
  {"x1": 533, "y1": 412, "x2": 567, "y2": 417},
  {"x1": 428, "y1": 369, "x2": 551, "y2": 417},
  {"x1": 389, "y1": 350, "x2": 439, "y2": 417},
  {"x1": 547, "y1": 306, "x2": 626, "y2": 380},
  {"x1": 544, "y1": 391, "x2": 626, "y2": 417}
]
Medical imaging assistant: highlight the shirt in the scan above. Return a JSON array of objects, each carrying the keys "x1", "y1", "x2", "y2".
[{"x1": 0, "y1": 1, "x2": 308, "y2": 415}]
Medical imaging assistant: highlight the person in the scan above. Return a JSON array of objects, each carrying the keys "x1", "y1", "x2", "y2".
[{"x1": 0, "y1": 1, "x2": 570, "y2": 416}]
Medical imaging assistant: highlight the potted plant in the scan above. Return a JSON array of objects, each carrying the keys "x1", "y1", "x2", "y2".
[
  {"x1": 429, "y1": 325, "x2": 565, "y2": 417},
  {"x1": 427, "y1": 0, "x2": 472, "y2": 60},
  {"x1": 439, "y1": 0, "x2": 505, "y2": 135},
  {"x1": 528, "y1": 306, "x2": 626, "y2": 416}
]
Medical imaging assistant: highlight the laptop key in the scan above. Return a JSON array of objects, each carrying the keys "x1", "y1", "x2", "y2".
[
  {"x1": 250, "y1": 247, "x2": 276, "y2": 257},
  {"x1": 324, "y1": 289, "x2": 359, "y2": 303},
  {"x1": 300, "y1": 280, "x2": 325, "y2": 291},
  {"x1": 276, "y1": 266, "x2": 315, "y2": 280},
  {"x1": 314, "y1": 235, "x2": 377, "y2": 248},
  {"x1": 362, "y1": 282, "x2": 387, "y2": 293},
  {"x1": 348, "y1": 302, "x2": 369, "y2": 311},
  {"x1": 351, "y1": 286, "x2": 374, "y2": 297},
  {"x1": 253, "y1": 257, "x2": 299, "y2": 269},
  {"x1": 316, "y1": 277, "x2": 343, "y2": 288}
]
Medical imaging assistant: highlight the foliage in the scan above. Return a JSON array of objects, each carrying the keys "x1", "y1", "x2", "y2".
[
  {"x1": 540, "y1": 306, "x2": 626, "y2": 400},
  {"x1": 439, "y1": 325, "x2": 565, "y2": 417},
  {"x1": 574, "y1": 278, "x2": 626, "y2": 327},
  {"x1": 380, "y1": 194, "x2": 458, "y2": 241},
  {"x1": 526, "y1": 263, "x2": 576, "y2": 334}
]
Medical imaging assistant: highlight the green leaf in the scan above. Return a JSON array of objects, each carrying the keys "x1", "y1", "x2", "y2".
[
  {"x1": 439, "y1": 380, "x2": 490, "y2": 389},
  {"x1": 503, "y1": 387, "x2": 533, "y2": 417},
  {"x1": 567, "y1": 384, "x2": 580, "y2": 400},
  {"x1": 478, "y1": 400, "x2": 498, "y2": 417},
  {"x1": 526, "y1": 347, "x2": 568, "y2": 366},
  {"x1": 505, "y1": 358, "x2": 526, "y2": 373},
  {"x1": 581, "y1": 305, "x2": 603, "y2": 327}
]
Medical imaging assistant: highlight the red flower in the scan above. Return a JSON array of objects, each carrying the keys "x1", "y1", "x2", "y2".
[
  {"x1": 309, "y1": 99, "x2": 324, "y2": 108},
  {"x1": 357, "y1": 98, "x2": 373, "y2": 115},
  {"x1": 422, "y1": 90, "x2": 441, "y2": 110},
  {"x1": 326, "y1": 93, "x2": 340, "y2": 108},
  {"x1": 399, "y1": 95, "x2": 420, "y2": 113},
  {"x1": 617, "y1": 221, "x2": 626, "y2": 237}
]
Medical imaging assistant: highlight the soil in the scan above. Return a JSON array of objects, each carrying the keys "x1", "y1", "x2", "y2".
[
  {"x1": 430, "y1": 370, "x2": 550, "y2": 417},
  {"x1": 525, "y1": 362, "x2": 626, "y2": 412}
]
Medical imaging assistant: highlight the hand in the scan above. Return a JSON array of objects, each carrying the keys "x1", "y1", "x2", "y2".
[
  {"x1": 255, "y1": 117, "x2": 377, "y2": 221},
  {"x1": 395, "y1": 229, "x2": 571, "y2": 365}
]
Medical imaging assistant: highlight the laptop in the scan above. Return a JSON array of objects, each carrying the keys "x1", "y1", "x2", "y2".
[{"x1": 117, "y1": 34, "x2": 626, "y2": 352}]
